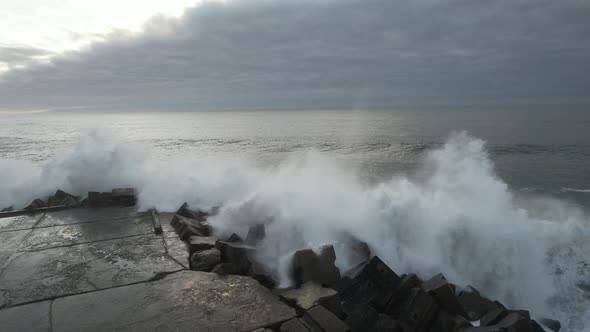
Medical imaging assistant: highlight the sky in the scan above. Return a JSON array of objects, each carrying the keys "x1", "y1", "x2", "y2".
[{"x1": 0, "y1": 0, "x2": 589, "y2": 112}]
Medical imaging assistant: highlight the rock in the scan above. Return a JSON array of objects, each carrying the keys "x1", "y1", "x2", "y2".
[
  {"x1": 457, "y1": 286, "x2": 502, "y2": 320},
  {"x1": 1, "y1": 206, "x2": 14, "y2": 212},
  {"x1": 251, "y1": 329, "x2": 274, "y2": 332},
  {"x1": 87, "y1": 191, "x2": 113, "y2": 207},
  {"x1": 25, "y1": 198, "x2": 46, "y2": 210},
  {"x1": 421, "y1": 273, "x2": 470, "y2": 319},
  {"x1": 176, "y1": 202, "x2": 207, "y2": 221},
  {"x1": 281, "y1": 318, "x2": 311, "y2": 332},
  {"x1": 539, "y1": 318, "x2": 560, "y2": 332},
  {"x1": 429, "y1": 309, "x2": 472, "y2": 332},
  {"x1": 249, "y1": 261, "x2": 276, "y2": 289},
  {"x1": 111, "y1": 188, "x2": 137, "y2": 206},
  {"x1": 188, "y1": 236, "x2": 217, "y2": 256},
  {"x1": 48, "y1": 190, "x2": 79, "y2": 207},
  {"x1": 280, "y1": 282, "x2": 340, "y2": 313},
  {"x1": 292, "y1": 245, "x2": 341, "y2": 288},
  {"x1": 389, "y1": 288, "x2": 439, "y2": 332},
  {"x1": 302, "y1": 305, "x2": 350, "y2": 332},
  {"x1": 211, "y1": 263, "x2": 240, "y2": 275},
  {"x1": 215, "y1": 241, "x2": 257, "y2": 275},
  {"x1": 480, "y1": 308, "x2": 508, "y2": 326},
  {"x1": 347, "y1": 240, "x2": 371, "y2": 267},
  {"x1": 190, "y1": 248, "x2": 221, "y2": 272},
  {"x1": 340, "y1": 256, "x2": 402, "y2": 314},
  {"x1": 60, "y1": 196, "x2": 78, "y2": 206},
  {"x1": 227, "y1": 233, "x2": 242, "y2": 242},
  {"x1": 172, "y1": 215, "x2": 210, "y2": 240},
  {"x1": 344, "y1": 303, "x2": 399, "y2": 332},
  {"x1": 532, "y1": 320, "x2": 547, "y2": 332},
  {"x1": 246, "y1": 224, "x2": 266, "y2": 244}
]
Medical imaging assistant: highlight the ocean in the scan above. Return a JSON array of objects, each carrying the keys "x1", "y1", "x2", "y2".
[{"x1": 1, "y1": 108, "x2": 590, "y2": 330}]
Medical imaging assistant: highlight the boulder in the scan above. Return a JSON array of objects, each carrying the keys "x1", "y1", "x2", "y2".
[
  {"x1": 227, "y1": 233, "x2": 242, "y2": 242},
  {"x1": 344, "y1": 303, "x2": 400, "y2": 332},
  {"x1": 280, "y1": 282, "x2": 340, "y2": 314},
  {"x1": 60, "y1": 196, "x2": 78, "y2": 206},
  {"x1": 48, "y1": 190, "x2": 79, "y2": 207},
  {"x1": 172, "y1": 215, "x2": 210, "y2": 240},
  {"x1": 457, "y1": 286, "x2": 502, "y2": 320},
  {"x1": 429, "y1": 309, "x2": 472, "y2": 332},
  {"x1": 340, "y1": 256, "x2": 402, "y2": 314},
  {"x1": 248, "y1": 261, "x2": 276, "y2": 289},
  {"x1": 211, "y1": 263, "x2": 240, "y2": 275},
  {"x1": 175, "y1": 202, "x2": 207, "y2": 221},
  {"x1": 215, "y1": 241, "x2": 256, "y2": 275},
  {"x1": 1, "y1": 206, "x2": 13, "y2": 212},
  {"x1": 292, "y1": 245, "x2": 341, "y2": 288},
  {"x1": 389, "y1": 288, "x2": 439, "y2": 332},
  {"x1": 111, "y1": 188, "x2": 137, "y2": 206},
  {"x1": 302, "y1": 305, "x2": 350, "y2": 332},
  {"x1": 25, "y1": 198, "x2": 46, "y2": 210},
  {"x1": 190, "y1": 248, "x2": 221, "y2": 272},
  {"x1": 280, "y1": 318, "x2": 311, "y2": 332},
  {"x1": 246, "y1": 224, "x2": 266, "y2": 244},
  {"x1": 87, "y1": 191, "x2": 113, "y2": 207},
  {"x1": 480, "y1": 308, "x2": 508, "y2": 326},
  {"x1": 421, "y1": 273, "x2": 469, "y2": 319},
  {"x1": 188, "y1": 236, "x2": 217, "y2": 256},
  {"x1": 538, "y1": 318, "x2": 560, "y2": 332}
]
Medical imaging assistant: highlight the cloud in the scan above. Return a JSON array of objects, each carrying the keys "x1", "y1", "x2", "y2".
[{"x1": 1, "y1": 0, "x2": 589, "y2": 111}]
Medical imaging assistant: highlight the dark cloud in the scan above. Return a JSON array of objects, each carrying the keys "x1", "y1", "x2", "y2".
[
  {"x1": 1, "y1": 0, "x2": 589, "y2": 111},
  {"x1": 0, "y1": 45, "x2": 53, "y2": 68}
]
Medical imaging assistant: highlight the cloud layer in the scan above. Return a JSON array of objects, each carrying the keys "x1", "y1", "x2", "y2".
[{"x1": 1, "y1": 0, "x2": 589, "y2": 111}]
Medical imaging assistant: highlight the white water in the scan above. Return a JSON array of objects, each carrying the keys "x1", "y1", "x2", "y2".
[{"x1": 0, "y1": 128, "x2": 589, "y2": 330}]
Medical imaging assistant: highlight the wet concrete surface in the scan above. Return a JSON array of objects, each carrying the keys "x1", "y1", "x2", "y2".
[{"x1": 0, "y1": 207, "x2": 293, "y2": 331}]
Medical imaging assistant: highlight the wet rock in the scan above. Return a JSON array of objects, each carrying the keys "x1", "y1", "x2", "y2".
[
  {"x1": 227, "y1": 233, "x2": 242, "y2": 242},
  {"x1": 188, "y1": 236, "x2": 217, "y2": 256},
  {"x1": 87, "y1": 191, "x2": 113, "y2": 207},
  {"x1": 215, "y1": 240, "x2": 256, "y2": 275},
  {"x1": 422, "y1": 273, "x2": 469, "y2": 319},
  {"x1": 340, "y1": 256, "x2": 402, "y2": 314},
  {"x1": 532, "y1": 320, "x2": 547, "y2": 332},
  {"x1": 293, "y1": 245, "x2": 341, "y2": 288},
  {"x1": 389, "y1": 288, "x2": 439, "y2": 332},
  {"x1": 246, "y1": 224, "x2": 266, "y2": 244},
  {"x1": 1, "y1": 206, "x2": 14, "y2": 212},
  {"x1": 281, "y1": 318, "x2": 311, "y2": 332},
  {"x1": 429, "y1": 309, "x2": 472, "y2": 332},
  {"x1": 25, "y1": 198, "x2": 46, "y2": 210},
  {"x1": 48, "y1": 190, "x2": 79, "y2": 207},
  {"x1": 457, "y1": 286, "x2": 501, "y2": 320},
  {"x1": 249, "y1": 261, "x2": 276, "y2": 289},
  {"x1": 539, "y1": 318, "x2": 560, "y2": 332},
  {"x1": 480, "y1": 307, "x2": 508, "y2": 326},
  {"x1": 176, "y1": 202, "x2": 207, "y2": 221},
  {"x1": 302, "y1": 305, "x2": 350, "y2": 332},
  {"x1": 211, "y1": 262, "x2": 240, "y2": 275},
  {"x1": 173, "y1": 215, "x2": 210, "y2": 240},
  {"x1": 344, "y1": 303, "x2": 399, "y2": 332},
  {"x1": 190, "y1": 248, "x2": 221, "y2": 272},
  {"x1": 111, "y1": 188, "x2": 137, "y2": 206},
  {"x1": 60, "y1": 196, "x2": 78, "y2": 206},
  {"x1": 280, "y1": 282, "x2": 340, "y2": 313}
]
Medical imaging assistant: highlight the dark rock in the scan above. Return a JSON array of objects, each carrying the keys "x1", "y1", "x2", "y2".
[
  {"x1": 389, "y1": 288, "x2": 439, "y2": 332},
  {"x1": 87, "y1": 191, "x2": 113, "y2": 207},
  {"x1": 211, "y1": 263, "x2": 240, "y2": 275},
  {"x1": 172, "y1": 215, "x2": 210, "y2": 240},
  {"x1": 48, "y1": 190, "x2": 79, "y2": 207},
  {"x1": 188, "y1": 236, "x2": 217, "y2": 256},
  {"x1": 249, "y1": 261, "x2": 276, "y2": 289},
  {"x1": 190, "y1": 248, "x2": 221, "y2": 272},
  {"x1": 175, "y1": 202, "x2": 207, "y2": 221},
  {"x1": 457, "y1": 286, "x2": 502, "y2": 320},
  {"x1": 429, "y1": 309, "x2": 471, "y2": 332},
  {"x1": 480, "y1": 308, "x2": 508, "y2": 326},
  {"x1": 281, "y1": 318, "x2": 311, "y2": 332},
  {"x1": 60, "y1": 196, "x2": 78, "y2": 206},
  {"x1": 531, "y1": 320, "x2": 547, "y2": 332},
  {"x1": 215, "y1": 241, "x2": 256, "y2": 275},
  {"x1": 292, "y1": 245, "x2": 341, "y2": 288},
  {"x1": 345, "y1": 304, "x2": 399, "y2": 332},
  {"x1": 398, "y1": 273, "x2": 422, "y2": 293},
  {"x1": 539, "y1": 318, "x2": 560, "y2": 332},
  {"x1": 1, "y1": 206, "x2": 14, "y2": 212},
  {"x1": 422, "y1": 273, "x2": 470, "y2": 319},
  {"x1": 111, "y1": 188, "x2": 137, "y2": 206},
  {"x1": 151, "y1": 209, "x2": 162, "y2": 235},
  {"x1": 280, "y1": 282, "x2": 340, "y2": 313},
  {"x1": 25, "y1": 198, "x2": 46, "y2": 210},
  {"x1": 340, "y1": 256, "x2": 402, "y2": 314},
  {"x1": 246, "y1": 224, "x2": 266, "y2": 244},
  {"x1": 302, "y1": 305, "x2": 350, "y2": 332},
  {"x1": 226, "y1": 233, "x2": 242, "y2": 242}
]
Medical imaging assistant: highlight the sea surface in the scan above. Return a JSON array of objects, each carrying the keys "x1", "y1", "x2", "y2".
[{"x1": 1, "y1": 108, "x2": 589, "y2": 206}]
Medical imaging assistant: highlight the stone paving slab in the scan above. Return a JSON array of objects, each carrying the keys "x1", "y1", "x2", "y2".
[
  {"x1": 0, "y1": 235, "x2": 182, "y2": 307},
  {"x1": 20, "y1": 216, "x2": 154, "y2": 251},
  {"x1": 0, "y1": 229, "x2": 31, "y2": 267},
  {"x1": 0, "y1": 301, "x2": 51, "y2": 332},
  {"x1": 52, "y1": 270, "x2": 296, "y2": 332},
  {"x1": 163, "y1": 232, "x2": 190, "y2": 269},
  {"x1": 37, "y1": 207, "x2": 144, "y2": 227},
  {"x1": 0, "y1": 214, "x2": 43, "y2": 232}
]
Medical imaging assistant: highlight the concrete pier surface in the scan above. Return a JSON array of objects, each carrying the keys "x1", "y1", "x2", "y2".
[{"x1": 0, "y1": 207, "x2": 295, "y2": 332}]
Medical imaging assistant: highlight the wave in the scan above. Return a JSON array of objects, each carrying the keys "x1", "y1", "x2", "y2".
[{"x1": 0, "y1": 129, "x2": 589, "y2": 331}]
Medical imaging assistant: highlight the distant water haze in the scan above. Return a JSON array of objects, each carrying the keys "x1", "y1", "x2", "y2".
[{"x1": 1, "y1": 109, "x2": 590, "y2": 331}]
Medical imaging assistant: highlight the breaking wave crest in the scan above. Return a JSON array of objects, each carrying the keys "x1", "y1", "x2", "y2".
[{"x1": 0, "y1": 128, "x2": 589, "y2": 330}]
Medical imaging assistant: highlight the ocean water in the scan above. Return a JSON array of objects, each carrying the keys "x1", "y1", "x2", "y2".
[{"x1": 1, "y1": 108, "x2": 590, "y2": 330}]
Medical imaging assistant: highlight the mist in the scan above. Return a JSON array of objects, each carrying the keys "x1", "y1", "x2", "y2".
[{"x1": 0, "y1": 128, "x2": 588, "y2": 329}]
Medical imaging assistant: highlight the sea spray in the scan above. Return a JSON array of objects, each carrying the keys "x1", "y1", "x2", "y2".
[{"x1": 0, "y1": 128, "x2": 588, "y2": 330}]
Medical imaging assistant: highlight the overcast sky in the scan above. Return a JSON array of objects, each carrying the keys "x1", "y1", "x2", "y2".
[{"x1": 1, "y1": 0, "x2": 589, "y2": 112}]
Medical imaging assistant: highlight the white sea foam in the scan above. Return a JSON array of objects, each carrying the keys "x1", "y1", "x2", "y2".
[{"x1": 0, "y1": 128, "x2": 588, "y2": 330}]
